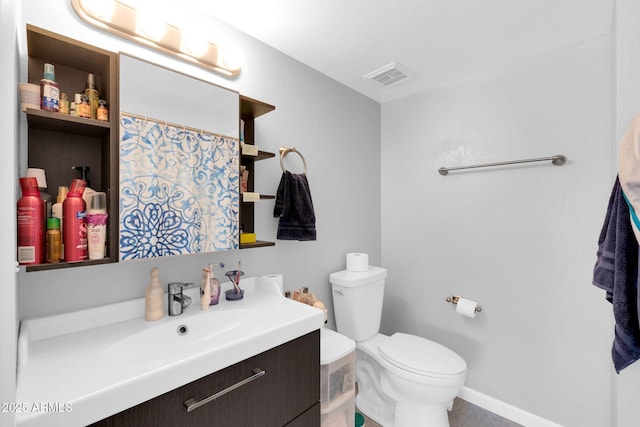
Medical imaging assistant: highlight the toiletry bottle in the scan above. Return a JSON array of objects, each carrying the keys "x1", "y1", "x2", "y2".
[
  {"x1": 72, "y1": 166, "x2": 94, "y2": 205},
  {"x1": 84, "y1": 73, "x2": 99, "y2": 119},
  {"x1": 51, "y1": 186, "x2": 67, "y2": 222},
  {"x1": 209, "y1": 264, "x2": 221, "y2": 305},
  {"x1": 59, "y1": 92, "x2": 69, "y2": 115},
  {"x1": 51, "y1": 186, "x2": 67, "y2": 259},
  {"x1": 201, "y1": 268, "x2": 211, "y2": 310},
  {"x1": 46, "y1": 217, "x2": 62, "y2": 263},
  {"x1": 63, "y1": 179, "x2": 87, "y2": 262},
  {"x1": 25, "y1": 167, "x2": 52, "y2": 221},
  {"x1": 71, "y1": 166, "x2": 96, "y2": 210},
  {"x1": 86, "y1": 192, "x2": 108, "y2": 260},
  {"x1": 78, "y1": 94, "x2": 91, "y2": 118},
  {"x1": 40, "y1": 63, "x2": 59, "y2": 112},
  {"x1": 17, "y1": 177, "x2": 45, "y2": 265},
  {"x1": 97, "y1": 99, "x2": 108, "y2": 122},
  {"x1": 73, "y1": 93, "x2": 82, "y2": 117},
  {"x1": 145, "y1": 267, "x2": 164, "y2": 321}
]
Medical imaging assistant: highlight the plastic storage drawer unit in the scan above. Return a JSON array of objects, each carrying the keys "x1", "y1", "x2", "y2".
[{"x1": 320, "y1": 328, "x2": 356, "y2": 427}]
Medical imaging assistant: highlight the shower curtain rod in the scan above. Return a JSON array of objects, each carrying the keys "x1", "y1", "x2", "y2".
[{"x1": 438, "y1": 154, "x2": 566, "y2": 176}]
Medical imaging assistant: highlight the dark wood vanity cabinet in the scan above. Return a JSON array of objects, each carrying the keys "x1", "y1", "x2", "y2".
[{"x1": 91, "y1": 330, "x2": 320, "y2": 427}]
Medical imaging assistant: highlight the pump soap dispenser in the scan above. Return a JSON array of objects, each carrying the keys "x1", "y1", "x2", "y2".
[{"x1": 145, "y1": 267, "x2": 164, "y2": 321}]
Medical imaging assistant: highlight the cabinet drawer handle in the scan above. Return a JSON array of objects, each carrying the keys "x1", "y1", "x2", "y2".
[{"x1": 183, "y1": 368, "x2": 266, "y2": 412}]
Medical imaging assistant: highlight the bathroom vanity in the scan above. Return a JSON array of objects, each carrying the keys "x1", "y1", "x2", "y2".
[
  {"x1": 91, "y1": 331, "x2": 319, "y2": 426},
  {"x1": 15, "y1": 277, "x2": 324, "y2": 427}
]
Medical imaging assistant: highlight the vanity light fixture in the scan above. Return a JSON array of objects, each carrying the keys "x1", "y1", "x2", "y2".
[{"x1": 71, "y1": 0, "x2": 241, "y2": 77}]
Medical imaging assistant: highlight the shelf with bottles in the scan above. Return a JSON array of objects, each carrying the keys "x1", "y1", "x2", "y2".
[
  {"x1": 25, "y1": 107, "x2": 111, "y2": 136},
  {"x1": 241, "y1": 150, "x2": 276, "y2": 202},
  {"x1": 23, "y1": 25, "x2": 118, "y2": 271},
  {"x1": 26, "y1": 25, "x2": 115, "y2": 121}
]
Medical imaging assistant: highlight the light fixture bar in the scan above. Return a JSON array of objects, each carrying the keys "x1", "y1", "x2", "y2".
[{"x1": 71, "y1": 0, "x2": 241, "y2": 77}]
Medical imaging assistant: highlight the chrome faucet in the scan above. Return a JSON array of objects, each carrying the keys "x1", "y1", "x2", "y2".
[{"x1": 168, "y1": 282, "x2": 193, "y2": 316}]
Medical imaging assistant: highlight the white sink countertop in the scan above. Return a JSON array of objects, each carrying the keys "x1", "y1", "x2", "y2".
[{"x1": 15, "y1": 275, "x2": 324, "y2": 427}]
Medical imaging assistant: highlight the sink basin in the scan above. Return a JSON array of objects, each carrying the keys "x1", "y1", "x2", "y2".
[
  {"x1": 104, "y1": 307, "x2": 257, "y2": 364},
  {"x1": 15, "y1": 275, "x2": 324, "y2": 427}
]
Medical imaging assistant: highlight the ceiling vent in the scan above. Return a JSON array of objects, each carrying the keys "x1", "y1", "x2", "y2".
[{"x1": 364, "y1": 61, "x2": 412, "y2": 88}]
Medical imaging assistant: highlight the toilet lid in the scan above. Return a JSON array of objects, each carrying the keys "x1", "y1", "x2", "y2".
[{"x1": 378, "y1": 333, "x2": 466, "y2": 376}]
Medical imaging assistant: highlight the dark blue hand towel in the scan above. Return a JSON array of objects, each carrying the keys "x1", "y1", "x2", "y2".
[
  {"x1": 593, "y1": 176, "x2": 640, "y2": 373},
  {"x1": 273, "y1": 171, "x2": 316, "y2": 241}
]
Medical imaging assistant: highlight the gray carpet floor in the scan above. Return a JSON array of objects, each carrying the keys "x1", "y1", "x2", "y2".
[{"x1": 359, "y1": 398, "x2": 523, "y2": 427}]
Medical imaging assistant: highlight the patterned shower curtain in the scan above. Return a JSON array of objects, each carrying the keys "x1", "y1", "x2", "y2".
[{"x1": 119, "y1": 113, "x2": 239, "y2": 260}]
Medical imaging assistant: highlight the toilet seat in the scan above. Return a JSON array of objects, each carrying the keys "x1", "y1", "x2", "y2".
[{"x1": 378, "y1": 333, "x2": 466, "y2": 377}]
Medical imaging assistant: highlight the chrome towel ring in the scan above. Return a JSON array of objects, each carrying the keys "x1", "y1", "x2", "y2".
[{"x1": 279, "y1": 146, "x2": 307, "y2": 174}]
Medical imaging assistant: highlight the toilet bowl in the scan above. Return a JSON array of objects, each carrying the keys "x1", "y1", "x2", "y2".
[{"x1": 330, "y1": 266, "x2": 467, "y2": 427}]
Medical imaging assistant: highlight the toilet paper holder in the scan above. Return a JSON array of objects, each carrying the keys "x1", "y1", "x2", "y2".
[{"x1": 446, "y1": 295, "x2": 482, "y2": 313}]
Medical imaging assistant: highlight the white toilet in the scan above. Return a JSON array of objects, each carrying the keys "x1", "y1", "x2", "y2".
[{"x1": 329, "y1": 266, "x2": 466, "y2": 427}]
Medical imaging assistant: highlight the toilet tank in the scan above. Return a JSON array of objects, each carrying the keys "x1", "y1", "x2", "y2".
[{"x1": 329, "y1": 266, "x2": 387, "y2": 342}]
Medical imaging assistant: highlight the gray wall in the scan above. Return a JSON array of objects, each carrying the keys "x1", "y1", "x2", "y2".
[
  {"x1": 16, "y1": 2, "x2": 381, "y2": 328},
  {"x1": 381, "y1": 35, "x2": 614, "y2": 426}
]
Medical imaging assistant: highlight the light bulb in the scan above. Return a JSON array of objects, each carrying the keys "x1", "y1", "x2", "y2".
[
  {"x1": 181, "y1": 31, "x2": 209, "y2": 58},
  {"x1": 81, "y1": 0, "x2": 115, "y2": 20},
  {"x1": 136, "y1": 10, "x2": 166, "y2": 41}
]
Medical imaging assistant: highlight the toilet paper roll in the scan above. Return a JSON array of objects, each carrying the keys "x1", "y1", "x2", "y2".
[
  {"x1": 456, "y1": 297, "x2": 479, "y2": 319},
  {"x1": 346, "y1": 253, "x2": 368, "y2": 272}
]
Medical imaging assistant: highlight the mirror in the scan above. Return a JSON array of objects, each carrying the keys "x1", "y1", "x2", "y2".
[{"x1": 118, "y1": 54, "x2": 239, "y2": 260}]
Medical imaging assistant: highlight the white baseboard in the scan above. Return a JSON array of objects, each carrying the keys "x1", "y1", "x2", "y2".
[{"x1": 458, "y1": 386, "x2": 565, "y2": 427}]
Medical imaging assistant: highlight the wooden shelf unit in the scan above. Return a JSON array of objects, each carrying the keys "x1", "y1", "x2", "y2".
[
  {"x1": 239, "y1": 95, "x2": 276, "y2": 250},
  {"x1": 25, "y1": 25, "x2": 118, "y2": 271}
]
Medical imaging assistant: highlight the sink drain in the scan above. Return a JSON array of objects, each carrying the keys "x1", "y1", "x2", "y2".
[{"x1": 177, "y1": 324, "x2": 189, "y2": 336}]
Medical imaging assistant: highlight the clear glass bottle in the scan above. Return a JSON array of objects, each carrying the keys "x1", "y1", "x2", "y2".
[{"x1": 84, "y1": 73, "x2": 100, "y2": 119}]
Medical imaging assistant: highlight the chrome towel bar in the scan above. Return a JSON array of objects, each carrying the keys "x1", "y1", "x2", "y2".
[{"x1": 438, "y1": 154, "x2": 566, "y2": 176}]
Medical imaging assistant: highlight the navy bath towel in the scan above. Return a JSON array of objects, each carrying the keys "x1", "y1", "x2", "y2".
[
  {"x1": 593, "y1": 176, "x2": 640, "y2": 373},
  {"x1": 273, "y1": 171, "x2": 316, "y2": 241}
]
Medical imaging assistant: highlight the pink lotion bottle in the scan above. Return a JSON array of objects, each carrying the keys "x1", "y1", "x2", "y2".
[
  {"x1": 17, "y1": 177, "x2": 45, "y2": 265},
  {"x1": 63, "y1": 179, "x2": 87, "y2": 262}
]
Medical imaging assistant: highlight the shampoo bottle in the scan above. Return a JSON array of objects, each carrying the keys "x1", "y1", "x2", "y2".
[
  {"x1": 63, "y1": 179, "x2": 87, "y2": 262},
  {"x1": 17, "y1": 177, "x2": 45, "y2": 265},
  {"x1": 145, "y1": 267, "x2": 164, "y2": 321}
]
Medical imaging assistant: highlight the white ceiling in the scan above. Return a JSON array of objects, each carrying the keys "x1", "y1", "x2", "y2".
[{"x1": 181, "y1": 0, "x2": 614, "y2": 103}]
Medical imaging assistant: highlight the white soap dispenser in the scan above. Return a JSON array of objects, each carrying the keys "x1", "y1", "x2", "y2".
[{"x1": 145, "y1": 267, "x2": 164, "y2": 321}]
